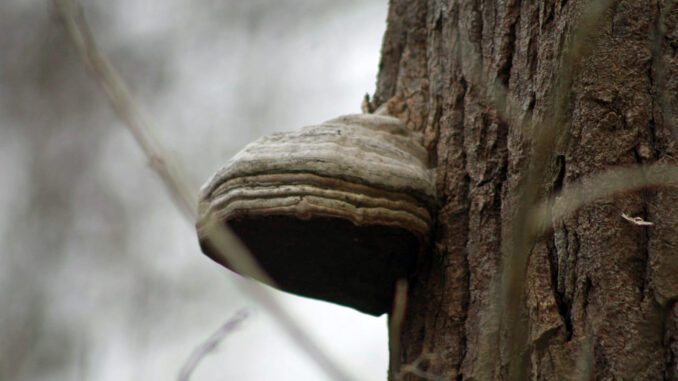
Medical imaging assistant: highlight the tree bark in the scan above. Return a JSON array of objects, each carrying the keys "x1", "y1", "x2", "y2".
[{"x1": 372, "y1": 0, "x2": 678, "y2": 379}]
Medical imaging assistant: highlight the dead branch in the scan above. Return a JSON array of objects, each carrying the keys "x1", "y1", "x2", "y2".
[
  {"x1": 53, "y1": 1, "x2": 354, "y2": 380},
  {"x1": 178, "y1": 310, "x2": 250, "y2": 381}
]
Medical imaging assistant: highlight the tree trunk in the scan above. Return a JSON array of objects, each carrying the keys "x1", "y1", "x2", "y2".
[{"x1": 372, "y1": 0, "x2": 678, "y2": 379}]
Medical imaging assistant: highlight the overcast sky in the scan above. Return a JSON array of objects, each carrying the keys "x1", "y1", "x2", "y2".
[{"x1": 0, "y1": 1, "x2": 390, "y2": 380}]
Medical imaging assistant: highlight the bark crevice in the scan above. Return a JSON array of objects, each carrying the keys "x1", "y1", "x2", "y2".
[{"x1": 376, "y1": 0, "x2": 678, "y2": 379}]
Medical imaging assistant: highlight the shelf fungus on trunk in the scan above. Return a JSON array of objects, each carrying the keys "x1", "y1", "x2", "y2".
[{"x1": 196, "y1": 113, "x2": 436, "y2": 315}]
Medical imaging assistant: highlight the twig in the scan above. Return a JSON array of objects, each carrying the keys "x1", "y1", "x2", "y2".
[
  {"x1": 497, "y1": 2, "x2": 617, "y2": 380},
  {"x1": 396, "y1": 351, "x2": 450, "y2": 381},
  {"x1": 388, "y1": 279, "x2": 408, "y2": 381},
  {"x1": 178, "y1": 310, "x2": 250, "y2": 381},
  {"x1": 53, "y1": 1, "x2": 354, "y2": 380},
  {"x1": 528, "y1": 164, "x2": 678, "y2": 235},
  {"x1": 621, "y1": 213, "x2": 654, "y2": 226},
  {"x1": 573, "y1": 332, "x2": 594, "y2": 381},
  {"x1": 53, "y1": 0, "x2": 195, "y2": 219}
]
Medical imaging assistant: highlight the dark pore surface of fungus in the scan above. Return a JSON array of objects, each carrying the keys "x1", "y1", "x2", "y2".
[
  {"x1": 200, "y1": 216, "x2": 419, "y2": 315},
  {"x1": 196, "y1": 114, "x2": 435, "y2": 315}
]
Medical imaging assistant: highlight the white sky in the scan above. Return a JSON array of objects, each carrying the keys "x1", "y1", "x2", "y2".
[{"x1": 0, "y1": 1, "x2": 390, "y2": 380}]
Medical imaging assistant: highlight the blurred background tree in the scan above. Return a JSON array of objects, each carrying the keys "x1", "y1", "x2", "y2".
[{"x1": 0, "y1": 1, "x2": 390, "y2": 380}]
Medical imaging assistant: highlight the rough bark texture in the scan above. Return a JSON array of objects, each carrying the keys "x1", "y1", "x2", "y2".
[{"x1": 373, "y1": 0, "x2": 678, "y2": 379}]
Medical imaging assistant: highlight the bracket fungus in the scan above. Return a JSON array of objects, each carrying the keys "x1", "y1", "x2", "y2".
[{"x1": 196, "y1": 113, "x2": 436, "y2": 315}]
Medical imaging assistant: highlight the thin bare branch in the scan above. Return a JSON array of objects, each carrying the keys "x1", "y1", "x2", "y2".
[
  {"x1": 396, "y1": 351, "x2": 450, "y2": 381},
  {"x1": 621, "y1": 213, "x2": 655, "y2": 226},
  {"x1": 388, "y1": 279, "x2": 408, "y2": 381},
  {"x1": 529, "y1": 164, "x2": 678, "y2": 235},
  {"x1": 53, "y1": 1, "x2": 354, "y2": 380},
  {"x1": 178, "y1": 310, "x2": 250, "y2": 381},
  {"x1": 499, "y1": 2, "x2": 617, "y2": 379},
  {"x1": 573, "y1": 334, "x2": 594, "y2": 381},
  {"x1": 54, "y1": 0, "x2": 195, "y2": 219}
]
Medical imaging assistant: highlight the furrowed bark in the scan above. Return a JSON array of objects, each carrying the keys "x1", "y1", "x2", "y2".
[{"x1": 375, "y1": 0, "x2": 678, "y2": 379}]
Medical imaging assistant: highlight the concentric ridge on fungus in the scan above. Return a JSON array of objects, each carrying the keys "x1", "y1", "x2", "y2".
[{"x1": 196, "y1": 113, "x2": 436, "y2": 315}]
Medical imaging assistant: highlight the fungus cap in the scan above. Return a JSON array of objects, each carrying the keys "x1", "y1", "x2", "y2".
[{"x1": 196, "y1": 114, "x2": 435, "y2": 315}]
